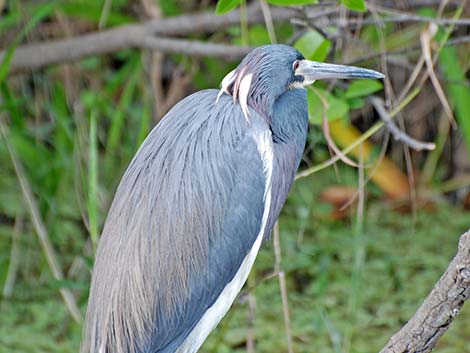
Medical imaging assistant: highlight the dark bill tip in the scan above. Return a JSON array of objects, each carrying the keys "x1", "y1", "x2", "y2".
[
  {"x1": 297, "y1": 60, "x2": 385, "y2": 81},
  {"x1": 343, "y1": 67, "x2": 385, "y2": 79}
]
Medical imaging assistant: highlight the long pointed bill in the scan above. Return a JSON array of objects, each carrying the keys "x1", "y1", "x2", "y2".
[{"x1": 296, "y1": 60, "x2": 385, "y2": 83}]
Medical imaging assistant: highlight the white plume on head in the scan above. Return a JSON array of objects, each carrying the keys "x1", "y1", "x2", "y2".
[
  {"x1": 216, "y1": 69, "x2": 236, "y2": 103},
  {"x1": 232, "y1": 66, "x2": 247, "y2": 104},
  {"x1": 238, "y1": 73, "x2": 252, "y2": 122},
  {"x1": 216, "y1": 66, "x2": 253, "y2": 123}
]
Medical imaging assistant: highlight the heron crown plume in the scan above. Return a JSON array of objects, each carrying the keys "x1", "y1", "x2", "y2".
[
  {"x1": 215, "y1": 44, "x2": 385, "y2": 123},
  {"x1": 217, "y1": 44, "x2": 305, "y2": 123}
]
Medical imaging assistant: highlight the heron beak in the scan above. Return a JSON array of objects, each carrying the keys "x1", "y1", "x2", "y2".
[{"x1": 296, "y1": 60, "x2": 385, "y2": 84}]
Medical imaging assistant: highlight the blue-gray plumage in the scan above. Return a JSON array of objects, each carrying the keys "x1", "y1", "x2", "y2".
[{"x1": 81, "y1": 44, "x2": 383, "y2": 353}]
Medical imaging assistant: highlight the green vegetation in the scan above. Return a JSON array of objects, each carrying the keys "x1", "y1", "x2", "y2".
[
  {"x1": 1, "y1": 168, "x2": 469, "y2": 352},
  {"x1": 0, "y1": 0, "x2": 469, "y2": 352}
]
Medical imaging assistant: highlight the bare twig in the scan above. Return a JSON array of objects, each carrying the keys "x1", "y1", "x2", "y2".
[
  {"x1": 368, "y1": 3, "x2": 470, "y2": 25},
  {"x1": 346, "y1": 35, "x2": 470, "y2": 66},
  {"x1": 0, "y1": 5, "x2": 295, "y2": 75},
  {"x1": 2, "y1": 217, "x2": 23, "y2": 299},
  {"x1": 259, "y1": 0, "x2": 277, "y2": 43},
  {"x1": 246, "y1": 276, "x2": 256, "y2": 353},
  {"x1": 141, "y1": 37, "x2": 252, "y2": 59},
  {"x1": 380, "y1": 230, "x2": 470, "y2": 353},
  {"x1": 160, "y1": 66, "x2": 192, "y2": 115},
  {"x1": 54, "y1": 12, "x2": 81, "y2": 104},
  {"x1": 273, "y1": 221, "x2": 294, "y2": 353},
  {"x1": 369, "y1": 97, "x2": 436, "y2": 151},
  {"x1": 313, "y1": 13, "x2": 470, "y2": 26},
  {"x1": 140, "y1": 0, "x2": 184, "y2": 123},
  {"x1": 376, "y1": 0, "x2": 461, "y2": 6},
  {"x1": 295, "y1": 122, "x2": 384, "y2": 180},
  {"x1": 412, "y1": 0, "x2": 468, "y2": 137},
  {"x1": 311, "y1": 87, "x2": 359, "y2": 168},
  {"x1": 322, "y1": 113, "x2": 359, "y2": 167},
  {"x1": 339, "y1": 133, "x2": 391, "y2": 212},
  {"x1": 150, "y1": 51, "x2": 166, "y2": 121},
  {"x1": 140, "y1": 0, "x2": 160, "y2": 18},
  {"x1": 296, "y1": 88, "x2": 421, "y2": 180},
  {"x1": 368, "y1": 2, "x2": 419, "y2": 227},
  {"x1": 420, "y1": 23, "x2": 457, "y2": 126},
  {"x1": 98, "y1": 0, "x2": 113, "y2": 29}
]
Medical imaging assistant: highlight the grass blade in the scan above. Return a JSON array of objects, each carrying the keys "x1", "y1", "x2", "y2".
[
  {"x1": 0, "y1": 114, "x2": 82, "y2": 324},
  {"x1": 88, "y1": 110, "x2": 99, "y2": 249}
]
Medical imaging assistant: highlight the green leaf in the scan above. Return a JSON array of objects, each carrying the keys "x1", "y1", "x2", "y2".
[
  {"x1": 344, "y1": 80, "x2": 383, "y2": 99},
  {"x1": 308, "y1": 88, "x2": 349, "y2": 125},
  {"x1": 341, "y1": 0, "x2": 366, "y2": 12},
  {"x1": 267, "y1": 0, "x2": 317, "y2": 5},
  {"x1": 215, "y1": 0, "x2": 240, "y2": 14},
  {"x1": 247, "y1": 25, "x2": 271, "y2": 46},
  {"x1": 312, "y1": 40, "x2": 332, "y2": 63},
  {"x1": 294, "y1": 30, "x2": 331, "y2": 62},
  {"x1": 348, "y1": 97, "x2": 365, "y2": 109},
  {"x1": 439, "y1": 44, "x2": 470, "y2": 149},
  {"x1": 233, "y1": 25, "x2": 271, "y2": 46}
]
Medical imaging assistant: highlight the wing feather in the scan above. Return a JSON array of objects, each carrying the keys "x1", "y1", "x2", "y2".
[{"x1": 82, "y1": 90, "x2": 270, "y2": 353}]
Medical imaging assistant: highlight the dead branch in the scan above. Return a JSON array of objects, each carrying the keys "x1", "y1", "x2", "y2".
[
  {"x1": 0, "y1": 5, "x2": 295, "y2": 75},
  {"x1": 380, "y1": 230, "x2": 470, "y2": 353},
  {"x1": 140, "y1": 37, "x2": 252, "y2": 59},
  {"x1": 273, "y1": 221, "x2": 294, "y2": 353},
  {"x1": 369, "y1": 97, "x2": 436, "y2": 151},
  {"x1": 378, "y1": 0, "x2": 462, "y2": 6},
  {"x1": 345, "y1": 35, "x2": 470, "y2": 65},
  {"x1": 302, "y1": 10, "x2": 470, "y2": 26}
]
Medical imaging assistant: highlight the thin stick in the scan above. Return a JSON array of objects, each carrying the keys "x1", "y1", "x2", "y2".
[
  {"x1": 273, "y1": 221, "x2": 294, "y2": 353},
  {"x1": 246, "y1": 275, "x2": 257, "y2": 353},
  {"x1": 0, "y1": 5, "x2": 296, "y2": 75},
  {"x1": 369, "y1": 97, "x2": 436, "y2": 151},
  {"x1": 344, "y1": 35, "x2": 470, "y2": 66},
  {"x1": 296, "y1": 88, "x2": 420, "y2": 179},
  {"x1": 140, "y1": 37, "x2": 251, "y2": 59},
  {"x1": 311, "y1": 13, "x2": 470, "y2": 26},
  {"x1": 312, "y1": 86, "x2": 358, "y2": 168},
  {"x1": 259, "y1": 0, "x2": 278, "y2": 44},
  {"x1": 98, "y1": 0, "x2": 113, "y2": 29},
  {"x1": 420, "y1": 23, "x2": 457, "y2": 126},
  {"x1": 2, "y1": 216, "x2": 23, "y2": 299}
]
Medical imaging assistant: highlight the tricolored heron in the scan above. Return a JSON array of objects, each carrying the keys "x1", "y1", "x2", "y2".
[{"x1": 81, "y1": 44, "x2": 383, "y2": 353}]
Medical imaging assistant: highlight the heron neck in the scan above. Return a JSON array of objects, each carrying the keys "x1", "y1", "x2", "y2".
[{"x1": 269, "y1": 89, "x2": 308, "y2": 144}]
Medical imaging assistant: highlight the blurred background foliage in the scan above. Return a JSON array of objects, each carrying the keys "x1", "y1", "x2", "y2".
[{"x1": 0, "y1": 0, "x2": 469, "y2": 352}]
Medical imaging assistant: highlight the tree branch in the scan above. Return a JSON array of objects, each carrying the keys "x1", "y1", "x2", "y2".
[
  {"x1": 302, "y1": 12, "x2": 470, "y2": 26},
  {"x1": 369, "y1": 97, "x2": 436, "y2": 152},
  {"x1": 0, "y1": 5, "x2": 295, "y2": 75},
  {"x1": 380, "y1": 230, "x2": 470, "y2": 353},
  {"x1": 140, "y1": 37, "x2": 252, "y2": 59}
]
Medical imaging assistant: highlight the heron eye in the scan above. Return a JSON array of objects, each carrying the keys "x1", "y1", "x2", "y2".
[{"x1": 293, "y1": 60, "x2": 300, "y2": 71}]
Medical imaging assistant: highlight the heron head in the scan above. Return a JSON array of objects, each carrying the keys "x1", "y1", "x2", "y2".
[{"x1": 218, "y1": 44, "x2": 384, "y2": 119}]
